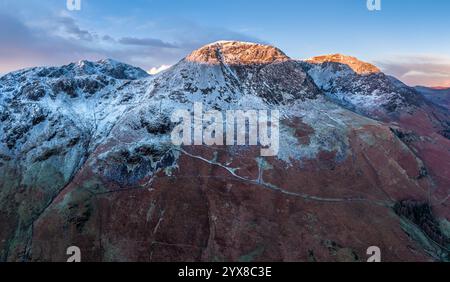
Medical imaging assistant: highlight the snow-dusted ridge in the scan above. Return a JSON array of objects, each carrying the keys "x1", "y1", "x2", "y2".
[
  {"x1": 305, "y1": 54, "x2": 380, "y2": 75},
  {"x1": 299, "y1": 54, "x2": 424, "y2": 118},
  {"x1": 0, "y1": 41, "x2": 429, "y2": 167}
]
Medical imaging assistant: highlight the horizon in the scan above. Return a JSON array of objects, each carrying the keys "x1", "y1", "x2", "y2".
[{"x1": 1, "y1": 0, "x2": 450, "y2": 87}]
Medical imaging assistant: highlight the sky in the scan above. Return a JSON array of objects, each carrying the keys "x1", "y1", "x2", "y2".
[{"x1": 0, "y1": 0, "x2": 450, "y2": 87}]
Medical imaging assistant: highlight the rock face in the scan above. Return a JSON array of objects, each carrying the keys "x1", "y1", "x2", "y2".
[
  {"x1": 0, "y1": 42, "x2": 449, "y2": 262},
  {"x1": 186, "y1": 41, "x2": 290, "y2": 65}
]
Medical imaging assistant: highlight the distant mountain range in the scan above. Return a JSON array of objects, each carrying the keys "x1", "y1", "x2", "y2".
[
  {"x1": 415, "y1": 86, "x2": 450, "y2": 110},
  {"x1": 0, "y1": 41, "x2": 449, "y2": 262}
]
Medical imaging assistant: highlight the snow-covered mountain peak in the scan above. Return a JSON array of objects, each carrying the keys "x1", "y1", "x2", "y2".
[
  {"x1": 0, "y1": 57, "x2": 152, "y2": 158},
  {"x1": 153, "y1": 40, "x2": 319, "y2": 106},
  {"x1": 0, "y1": 59, "x2": 149, "y2": 82},
  {"x1": 186, "y1": 40, "x2": 290, "y2": 65},
  {"x1": 71, "y1": 59, "x2": 149, "y2": 80},
  {"x1": 301, "y1": 55, "x2": 423, "y2": 118},
  {"x1": 305, "y1": 54, "x2": 380, "y2": 75}
]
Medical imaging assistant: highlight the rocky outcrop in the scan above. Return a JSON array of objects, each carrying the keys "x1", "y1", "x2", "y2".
[
  {"x1": 306, "y1": 54, "x2": 381, "y2": 75},
  {"x1": 186, "y1": 41, "x2": 290, "y2": 65}
]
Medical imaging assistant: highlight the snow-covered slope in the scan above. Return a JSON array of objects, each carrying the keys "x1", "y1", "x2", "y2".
[
  {"x1": 301, "y1": 54, "x2": 424, "y2": 118},
  {"x1": 0, "y1": 59, "x2": 149, "y2": 153},
  {"x1": 155, "y1": 41, "x2": 321, "y2": 105}
]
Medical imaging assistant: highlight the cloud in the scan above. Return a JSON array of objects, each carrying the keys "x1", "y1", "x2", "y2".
[
  {"x1": 0, "y1": 8, "x2": 266, "y2": 75},
  {"x1": 119, "y1": 37, "x2": 178, "y2": 48},
  {"x1": 148, "y1": 64, "x2": 172, "y2": 75},
  {"x1": 402, "y1": 70, "x2": 450, "y2": 78},
  {"x1": 102, "y1": 35, "x2": 115, "y2": 42},
  {"x1": 57, "y1": 16, "x2": 96, "y2": 41},
  {"x1": 376, "y1": 55, "x2": 450, "y2": 87},
  {"x1": 0, "y1": 13, "x2": 96, "y2": 73}
]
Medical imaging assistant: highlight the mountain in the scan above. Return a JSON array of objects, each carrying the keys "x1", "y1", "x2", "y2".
[
  {"x1": 0, "y1": 41, "x2": 449, "y2": 262},
  {"x1": 302, "y1": 54, "x2": 450, "y2": 199},
  {"x1": 156, "y1": 41, "x2": 321, "y2": 105},
  {"x1": 301, "y1": 54, "x2": 424, "y2": 118},
  {"x1": 306, "y1": 54, "x2": 381, "y2": 75},
  {"x1": 415, "y1": 86, "x2": 450, "y2": 110}
]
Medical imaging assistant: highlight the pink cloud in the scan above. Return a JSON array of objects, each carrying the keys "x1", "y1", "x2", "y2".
[{"x1": 376, "y1": 55, "x2": 450, "y2": 87}]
